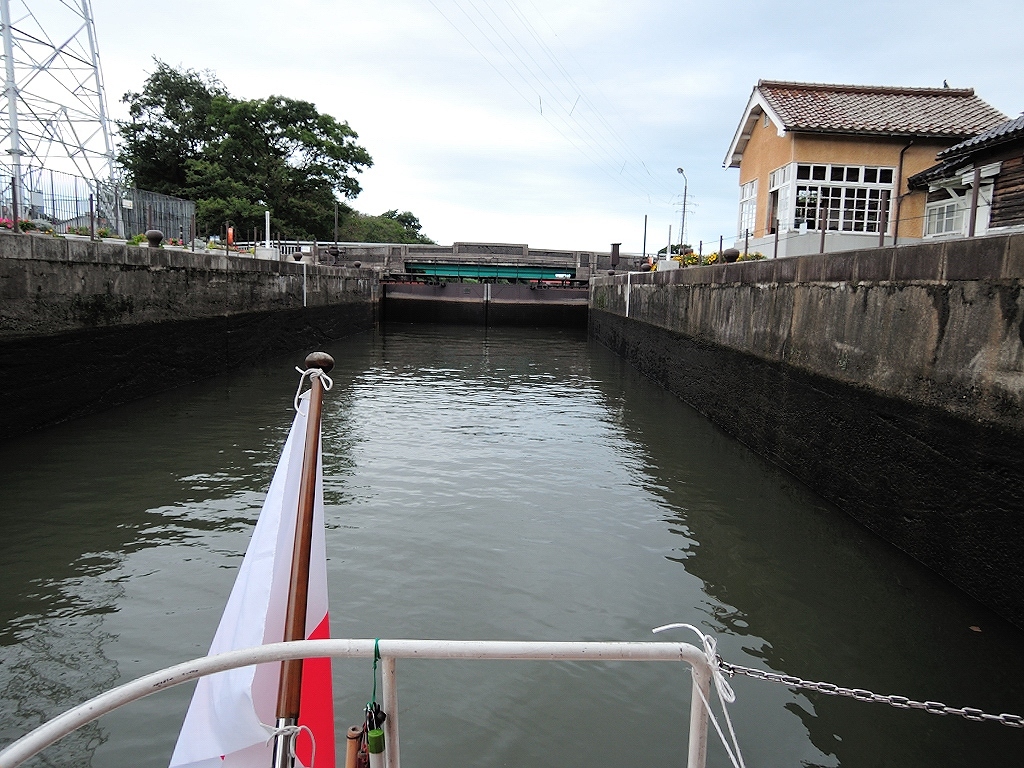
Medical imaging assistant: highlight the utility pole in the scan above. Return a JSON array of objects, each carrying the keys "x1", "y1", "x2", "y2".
[{"x1": 677, "y1": 167, "x2": 688, "y2": 249}]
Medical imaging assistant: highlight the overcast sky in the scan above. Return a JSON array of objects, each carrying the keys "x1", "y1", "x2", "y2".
[{"x1": 89, "y1": 0, "x2": 1022, "y2": 253}]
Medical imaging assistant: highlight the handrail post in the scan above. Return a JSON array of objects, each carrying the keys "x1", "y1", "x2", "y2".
[
  {"x1": 382, "y1": 656, "x2": 400, "y2": 768},
  {"x1": 685, "y1": 661, "x2": 711, "y2": 768}
]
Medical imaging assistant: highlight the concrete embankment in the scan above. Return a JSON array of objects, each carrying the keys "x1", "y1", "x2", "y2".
[
  {"x1": 0, "y1": 234, "x2": 376, "y2": 436},
  {"x1": 590, "y1": 234, "x2": 1024, "y2": 627}
]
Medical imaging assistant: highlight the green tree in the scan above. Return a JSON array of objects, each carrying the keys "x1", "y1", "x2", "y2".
[
  {"x1": 338, "y1": 210, "x2": 435, "y2": 244},
  {"x1": 117, "y1": 60, "x2": 374, "y2": 240},
  {"x1": 118, "y1": 62, "x2": 226, "y2": 198}
]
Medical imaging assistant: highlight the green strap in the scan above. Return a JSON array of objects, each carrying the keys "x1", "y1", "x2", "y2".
[{"x1": 369, "y1": 638, "x2": 381, "y2": 706}]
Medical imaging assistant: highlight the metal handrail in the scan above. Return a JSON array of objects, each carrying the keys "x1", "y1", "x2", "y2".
[{"x1": 0, "y1": 638, "x2": 713, "y2": 768}]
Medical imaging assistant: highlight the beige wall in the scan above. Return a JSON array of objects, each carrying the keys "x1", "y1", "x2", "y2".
[
  {"x1": 738, "y1": 110, "x2": 794, "y2": 238},
  {"x1": 793, "y1": 135, "x2": 951, "y2": 238},
  {"x1": 738, "y1": 122, "x2": 954, "y2": 239}
]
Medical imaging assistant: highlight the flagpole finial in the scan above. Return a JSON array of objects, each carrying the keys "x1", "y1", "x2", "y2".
[{"x1": 304, "y1": 352, "x2": 334, "y2": 373}]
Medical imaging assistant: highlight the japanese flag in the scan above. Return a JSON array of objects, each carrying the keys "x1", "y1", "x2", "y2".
[{"x1": 169, "y1": 394, "x2": 335, "y2": 768}]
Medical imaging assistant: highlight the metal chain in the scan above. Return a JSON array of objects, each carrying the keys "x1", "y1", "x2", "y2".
[{"x1": 717, "y1": 659, "x2": 1024, "y2": 728}]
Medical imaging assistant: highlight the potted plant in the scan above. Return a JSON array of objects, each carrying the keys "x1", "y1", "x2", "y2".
[
  {"x1": 63, "y1": 225, "x2": 91, "y2": 241},
  {"x1": 97, "y1": 227, "x2": 126, "y2": 245}
]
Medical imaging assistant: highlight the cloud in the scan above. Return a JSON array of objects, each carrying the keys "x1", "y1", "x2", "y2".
[{"x1": 90, "y1": 0, "x2": 1024, "y2": 251}]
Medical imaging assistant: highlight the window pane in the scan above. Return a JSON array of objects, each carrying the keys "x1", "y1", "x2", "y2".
[
  {"x1": 864, "y1": 168, "x2": 878, "y2": 183},
  {"x1": 846, "y1": 167, "x2": 860, "y2": 182},
  {"x1": 831, "y1": 166, "x2": 845, "y2": 181},
  {"x1": 879, "y1": 169, "x2": 894, "y2": 184},
  {"x1": 797, "y1": 164, "x2": 810, "y2": 180},
  {"x1": 813, "y1": 165, "x2": 826, "y2": 180}
]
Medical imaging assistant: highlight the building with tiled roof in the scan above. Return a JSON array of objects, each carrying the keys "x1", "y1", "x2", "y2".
[
  {"x1": 908, "y1": 115, "x2": 1024, "y2": 239},
  {"x1": 724, "y1": 80, "x2": 1007, "y2": 257}
]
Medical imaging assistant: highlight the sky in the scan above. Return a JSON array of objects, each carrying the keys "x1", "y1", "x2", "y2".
[{"x1": 80, "y1": 0, "x2": 1024, "y2": 253}]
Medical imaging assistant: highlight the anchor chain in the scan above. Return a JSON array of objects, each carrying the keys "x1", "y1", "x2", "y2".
[{"x1": 717, "y1": 659, "x2": 1024, "y2": 728}]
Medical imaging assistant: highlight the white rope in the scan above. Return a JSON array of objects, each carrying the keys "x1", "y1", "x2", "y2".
[
  {"x1": 262, "y1": 721, "x2": 317, "y2": 768},
  {"x1": 653, "y1": 623, "x2": 746, "y2": 768},
  {"x1": 294, "y1": 366, "x2": 334, "y2": 413}
]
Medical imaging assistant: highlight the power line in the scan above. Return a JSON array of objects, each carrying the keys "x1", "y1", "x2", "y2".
[
  {"x1": 456, "y1": 0, "x2": 658, "y2": 198},
  {"x1": 428, "y1": 0, "x2": 677, "y2": 206},
  {"x1": 514, "y1": 0, "x2": 678, "y2": 198}
]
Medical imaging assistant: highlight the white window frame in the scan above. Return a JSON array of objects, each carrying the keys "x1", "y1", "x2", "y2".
[
  {"x1": 780, "y1": 162, "x2": 895, "y2": 234},
  {"x1": 923, "y1": 178, "x2": 995, "y2": 238},
  {"x1": 924, "y1": 200, "x2": 965, "y2": 236},
  {"x1": 768, "y1": 165, "x2": 792, "y2": 233},
  {"x1": 738, "y1": 179, "x2": 757, "y2": 237}
]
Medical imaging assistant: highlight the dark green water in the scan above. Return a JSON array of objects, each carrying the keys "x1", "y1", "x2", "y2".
[{"x1": 1, "y1": 325, "x2": 1022, "y2": 767}]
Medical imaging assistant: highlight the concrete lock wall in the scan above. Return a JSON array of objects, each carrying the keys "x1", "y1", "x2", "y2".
[
  {"x1": 590, "y1": 233, "x2": 1024, "y2": 628},
  {"x1": 0, "y1": 234, "x2": 377, "y2": 436}
]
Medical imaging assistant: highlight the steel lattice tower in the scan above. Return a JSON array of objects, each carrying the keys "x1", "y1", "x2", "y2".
[{"x1": 0, "y1": 0, "x2": 114, "y2": 184}]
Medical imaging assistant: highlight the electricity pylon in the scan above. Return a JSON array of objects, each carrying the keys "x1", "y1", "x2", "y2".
[{"x1": 0, "y1": 0, "x2": 114, "y2": 184}]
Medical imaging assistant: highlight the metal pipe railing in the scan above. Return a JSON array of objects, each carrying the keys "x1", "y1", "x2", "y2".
[{"x1": 0, "y1": 638, "x2": 711, "y2": 768}]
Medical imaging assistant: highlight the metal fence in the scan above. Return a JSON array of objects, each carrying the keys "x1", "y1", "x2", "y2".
[{"x1": 0, "y1": 163, "x2": 195, "y2": 240}]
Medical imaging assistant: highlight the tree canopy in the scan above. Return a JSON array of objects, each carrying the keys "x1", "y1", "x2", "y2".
[
  {"x1": 117, "y1": 61, "x2": 431, "y2": 243},
  {"x1": 338, "y1": 209, "x2": 434, "y2": 244}
]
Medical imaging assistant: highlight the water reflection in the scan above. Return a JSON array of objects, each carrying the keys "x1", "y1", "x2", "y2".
[
  {"x1": 583, "y1": 340, "x2": 1024, "y2": 765},
  {"x1": 0, "y1": 324, "x2": 1020, "y2": 767},
  {"x1": 0, "y1": 358, "x2": 361, "y2": 763}
]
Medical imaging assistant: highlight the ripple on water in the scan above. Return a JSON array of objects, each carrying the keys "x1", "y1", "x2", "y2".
[{"x1": 0, "y1": 326, "x2": 1022, "y2": 767}]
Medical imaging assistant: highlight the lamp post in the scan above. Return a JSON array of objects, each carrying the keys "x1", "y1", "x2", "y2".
[{"x1": 676, "y1": 168, "x2": 688, "y2": 252}]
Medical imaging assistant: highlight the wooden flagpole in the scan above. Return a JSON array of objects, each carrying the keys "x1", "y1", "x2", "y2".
[{"x1": 273, "y1": 351, "x2": 334, "y2": 768}]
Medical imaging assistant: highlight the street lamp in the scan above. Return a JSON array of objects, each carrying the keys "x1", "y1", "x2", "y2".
[{"x1": 676, "y1": 168, "x2": 688, "y2": 252}]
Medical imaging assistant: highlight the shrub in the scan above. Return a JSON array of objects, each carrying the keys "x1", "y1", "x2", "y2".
[
  {"x1": 96, "y1": 227, "x2": 112, "y2": 238},
  {"x1": 703, "y1": 252, "x2": 720, "y2": 265},
  {"x1": 128, "y1": 233, "x2": 146, "y2": 245},
  {"x1": 736, "y1": 251, "x2": 766, "y2": 261},
  {"x1": 18, "y1": 220, "x2": 36, "y2": 232}
]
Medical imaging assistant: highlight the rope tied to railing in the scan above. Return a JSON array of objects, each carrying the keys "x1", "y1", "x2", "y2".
[
  {"x1": 262, "y1": 722, "x2": 316, "y2": 768},
  {"x1": 653, "y1": 623, "x2": 746, "y2": 768},
  {"x1": 293, "y1": 366, "x2": 334, "y2": 413}
]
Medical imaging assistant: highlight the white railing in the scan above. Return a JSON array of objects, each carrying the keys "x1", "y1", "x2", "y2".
[{"x1": 0, "y1": 638, "x2": 714, "y2": 768}]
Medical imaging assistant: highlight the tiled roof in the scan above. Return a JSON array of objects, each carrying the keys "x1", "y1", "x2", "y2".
[
  {"x1": 908, "y1": 114, "x2": 1024, "y2": 189},
  {"x1": 936, "y1": 114, "x2": 1024, "y2": 158},
  {"x1": 757, "y1": 80, "x2": 1007, "y2": 138}
]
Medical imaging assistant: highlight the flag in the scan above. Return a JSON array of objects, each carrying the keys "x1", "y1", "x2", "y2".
[{"x1": 170, "y1": 393, "x2": 335, "y2": 768}]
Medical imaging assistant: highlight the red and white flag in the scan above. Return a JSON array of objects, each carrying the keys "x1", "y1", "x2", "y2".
[{"x1": 170, "y1": 395, "x2": 335, "y2": 768}]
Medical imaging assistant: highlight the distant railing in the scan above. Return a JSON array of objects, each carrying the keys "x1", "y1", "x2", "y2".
[{"x1": 0, "y1": 163, "x2": 195, "y2": 240}]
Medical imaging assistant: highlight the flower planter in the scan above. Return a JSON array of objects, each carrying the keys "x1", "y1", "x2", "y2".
[
  {"x1": 101, "y1": 238, "x2": 127, "y2": 245},
  {"x1": 63, "y1": 234, "x2": 91, "y2": 241}
]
